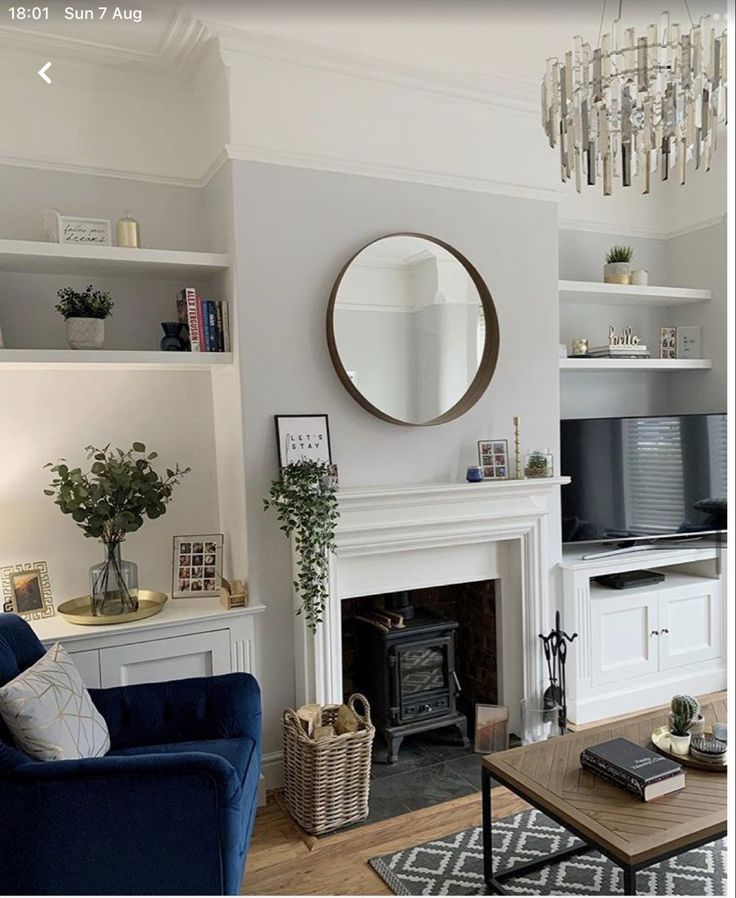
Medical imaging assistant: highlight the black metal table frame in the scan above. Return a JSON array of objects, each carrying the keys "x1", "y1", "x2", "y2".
[{"x1": 482, "y1": 766, "x2": 726, "y2": 896}]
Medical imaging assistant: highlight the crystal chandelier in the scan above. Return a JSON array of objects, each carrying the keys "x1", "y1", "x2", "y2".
[{"x1": 541, "y1": 3, "x2": 728, "y2": 194}]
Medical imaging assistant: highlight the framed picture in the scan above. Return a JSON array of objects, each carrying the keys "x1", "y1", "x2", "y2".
[
  {"x1": 275, "y1": 415, "x2": 332, "y2": 467},
  {"x1": 474, "y1": 704, "x2": 509, "y2": 754},
  {"x1": 659, "y1": 326, "x2": 677, "y2": 359},
  {"x1": 1, "y1": 562, "x2": 55, "y2": 621},
  {"x1": 676, "y1": 326, "x2": 702, "y2": 359},
  {"x1": 478, "y1": 439, "x2": 509, "y2": 480},
  {"x1": 50, "y1": 213, "x2": 112, "y2": 246},
  {"x1": 172, "y1": 534, "x2": 224, "y2": 598}
]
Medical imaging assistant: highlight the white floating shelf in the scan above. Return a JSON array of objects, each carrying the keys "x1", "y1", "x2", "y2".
[
  {"x1": 0, "y1": 350, "x2": 233, "y2": 370},
  {"x1": 559, "y1": 280, "x2": 711, "y2": 307},
  {"x1": 560, "y1": 358, "x2": 712, "y2": 371},
  {"x1": 0, "y1": 239, "x2": 229, "y2": 280}
]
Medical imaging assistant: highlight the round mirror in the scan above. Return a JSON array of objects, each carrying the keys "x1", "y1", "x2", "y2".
[{"x1": 327, "y1": 234, "x2": 499, "y2": 425}]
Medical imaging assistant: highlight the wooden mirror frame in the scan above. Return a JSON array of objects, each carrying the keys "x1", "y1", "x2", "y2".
[{"x1": 326, "y1": 233, "x2": 500, "y2": 426}]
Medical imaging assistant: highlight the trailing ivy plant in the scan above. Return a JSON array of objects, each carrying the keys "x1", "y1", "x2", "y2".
[
  {"x1": 264, "y1": 460, "x2": 339, "y2": 633},
  {"x1": 44, "y1": 442, "x2": 190, "y2": 544}
]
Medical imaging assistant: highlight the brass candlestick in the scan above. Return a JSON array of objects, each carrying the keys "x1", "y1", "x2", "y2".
[{"x1": 513, "y1": 416, "x2": 522, "y2": 480}]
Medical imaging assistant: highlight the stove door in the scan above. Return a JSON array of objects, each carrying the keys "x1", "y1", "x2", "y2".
[{"x1": 395, "y1": 635, "x2": 454, "y2": 723}]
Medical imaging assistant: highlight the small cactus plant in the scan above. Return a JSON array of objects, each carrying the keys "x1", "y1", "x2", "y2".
[{"x1": 670, "y1": 694, "x2": 700, "y2": 736}]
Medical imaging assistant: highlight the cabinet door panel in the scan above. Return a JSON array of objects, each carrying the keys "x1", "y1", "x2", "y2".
[
  {"x1": 99, "y1": 630, "x2": 231, "y2": 687},
  {"x1": 591, "y1": 591, "x2": 659, "y2": 686},
  {"x1": 660, "y1": 582, "x2": 720, "y2": 671},
  {"x1": 68, "y1": 649, "x2": 101, "y2": 688}
]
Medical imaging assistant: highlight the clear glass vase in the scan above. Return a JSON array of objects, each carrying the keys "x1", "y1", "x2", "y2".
[{"x1": 89, "y1": 542, "x2": 139, "y2": 616}]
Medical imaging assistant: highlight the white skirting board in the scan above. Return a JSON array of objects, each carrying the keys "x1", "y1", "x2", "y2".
[{"x1": 262, "y1": 751, "x2": 285, "y2": 792}]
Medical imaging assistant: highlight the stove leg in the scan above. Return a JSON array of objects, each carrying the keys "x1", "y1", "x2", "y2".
[
  {"x1": 454, "y1": 716, "x2": 470, "y2": 749},
  {"x1": 386, "y1": 732, "x2": 403, "y2": 764}
]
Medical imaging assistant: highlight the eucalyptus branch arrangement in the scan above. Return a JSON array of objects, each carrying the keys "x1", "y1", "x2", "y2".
[
  {"x1": 44, "y1": 442, "x2": 190, "y2": 544},
  {"x1": 56, "y1": 285, "x2": 114, "y2": 320},
  {"x1": 264, "y1": 460, "x2": 339, "y2": 633}
]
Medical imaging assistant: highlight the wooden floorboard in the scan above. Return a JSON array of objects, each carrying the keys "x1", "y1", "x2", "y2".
[{"x1": 241, "y1": 788, "x2": 529, "y2": 896}]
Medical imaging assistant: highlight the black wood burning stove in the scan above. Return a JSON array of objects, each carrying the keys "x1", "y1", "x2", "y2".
[{"x1": 352, "y1": 592, "x2": 468, "y2": 763}]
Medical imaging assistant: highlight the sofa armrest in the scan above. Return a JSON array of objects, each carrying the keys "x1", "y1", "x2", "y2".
[
  {"x1": 2, "y1": 752, "x2": 245, "y2": 895},
  {"x1": 90, "y1": 672, "x2": 262, "y2": 750}
]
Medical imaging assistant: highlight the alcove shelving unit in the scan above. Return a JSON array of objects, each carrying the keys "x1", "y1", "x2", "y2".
[
  {"x1": 559, "y1": 279, "x2": 712, "y2": 373},
  {"x1": 559, "y1": 280, "x2": 711, "y2": 307},
  {"x1": 0, "y1": 238, "x2": 232, "y2": 369}
]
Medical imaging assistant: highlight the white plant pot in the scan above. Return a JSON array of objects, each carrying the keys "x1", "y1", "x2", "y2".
[
  {"x1": 631, "y1": 269, "x2": 649, "y2": 286},
  {"x1": 603, "y1": 262, "x2": 631, "y2": 284},
  {"x1": 667, "y1": 731, "x2": 692, "y2": 755},
  {"x1": 670, "y1": 711, "x2": 705, "y2": 736},
  {"x1": 66, "y1": 317, "x2": 105, "y2": 350}
]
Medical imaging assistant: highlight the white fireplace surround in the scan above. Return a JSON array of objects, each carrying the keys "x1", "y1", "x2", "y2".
[{"x1": 293, "y1": 477, "x2": 569, "y2": 733}]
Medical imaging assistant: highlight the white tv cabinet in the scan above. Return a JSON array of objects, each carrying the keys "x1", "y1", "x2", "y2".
[{"x1": 560, "y1": 544, "x2": 726, "y2": 725}]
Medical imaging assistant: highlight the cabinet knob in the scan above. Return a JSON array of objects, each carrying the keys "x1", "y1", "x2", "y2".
[
  {"x1": 650, "y1": 630, "x2": 659, "y2": 636},
  {"x1": 660, "y1": 628, "x2": 669, "y2": 635}
]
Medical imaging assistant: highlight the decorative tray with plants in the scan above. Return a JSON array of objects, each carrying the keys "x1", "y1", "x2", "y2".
[{"x1": 650, "y1": 694, "x2": 727, "y2": 773}]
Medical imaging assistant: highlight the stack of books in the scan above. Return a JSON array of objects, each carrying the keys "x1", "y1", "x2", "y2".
[
  {"x1": 586, "y1": 344, "x2": 650, "y2": 359},
  {"x1": 580, "y1": 737, "x2": 685, "y2": 801},
  {"x1": 176, "y1": 287, "x2": 230, "y2": 353}
]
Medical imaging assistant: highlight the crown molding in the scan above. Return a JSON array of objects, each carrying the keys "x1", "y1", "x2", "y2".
[
  {"x1": 209, "y1": 25, "x2": 540, "y2": 118},
  {"x1": 224, "y1": 143, "x2": 560, "y2": 203},
  {"x1": 558, "y1": 214, "x2": 726, "y2": 241},
  {"x1": 0, "y1": 9, "x2": 214, "y2": 96}
]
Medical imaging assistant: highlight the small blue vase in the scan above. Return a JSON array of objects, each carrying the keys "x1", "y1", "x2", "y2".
[
  {"x1": 160, "y1": 321, "x2": 187, "y2": 351},
  {"x1": 466, "y1": 466, "x2": 484, "y2": 483}
]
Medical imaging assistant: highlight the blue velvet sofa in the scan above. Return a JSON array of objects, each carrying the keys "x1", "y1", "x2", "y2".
[{"x1": 0, "y1": 613, "x2": 262, "y2": 895}]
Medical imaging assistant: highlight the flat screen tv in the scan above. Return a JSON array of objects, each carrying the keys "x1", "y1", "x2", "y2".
[{"x1": 561, "y1": 414, "x2": 727, "y2": 546}]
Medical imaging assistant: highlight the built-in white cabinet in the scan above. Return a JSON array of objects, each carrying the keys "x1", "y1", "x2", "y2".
[
  {"x1": 590, "y1": 588, "x2": 660, "y2": 686},
  {"x1": 590, "y1": 578, "x2": 721, "y2": 689},
  {"x1": 561, "y1": 546, "x2": 726, "y2": 725},
  {"x1": 658, "y1": 580, "x2": 721, "y2": 671},
  {"x1": 98, "y1": 629, "x2": 233, "y2": 687},
  {"x1": 30, "y1": 599, "x2": 265, "y2": 690}
]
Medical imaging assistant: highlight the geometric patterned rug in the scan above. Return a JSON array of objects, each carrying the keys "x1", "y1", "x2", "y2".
[{"x1": 369, "y1": 808, "x2": 727, "y2": 895}]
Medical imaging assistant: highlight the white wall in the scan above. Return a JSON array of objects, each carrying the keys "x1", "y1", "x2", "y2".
[
  {"x1": 0, "y1": 370, "x2": 220, "y2": 600},
  {"x1": 666, "y1": 219, "x2": 727, "y2": 415},
  {"x1": 230, "y1": 159, "x2": 561, "y2": 753}
]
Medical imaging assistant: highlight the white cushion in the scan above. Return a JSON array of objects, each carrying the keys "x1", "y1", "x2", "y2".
[{"x1": 0, "y1": 643, "x2": 110, "y2": 761}]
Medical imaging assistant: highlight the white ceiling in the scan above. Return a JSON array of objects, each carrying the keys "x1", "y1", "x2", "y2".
[{"x1": 1, "y1": 0, "x2": 727, "y2": 80}]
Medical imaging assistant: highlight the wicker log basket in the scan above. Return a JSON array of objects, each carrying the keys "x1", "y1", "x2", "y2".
[{"x1": 282, "y1": 693, "x2": 374, "y2": 835}]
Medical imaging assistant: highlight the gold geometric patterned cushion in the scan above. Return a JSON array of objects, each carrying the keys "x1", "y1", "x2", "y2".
[{"x1": 0, "y1": 642, "x2": 110, "y2": 761}]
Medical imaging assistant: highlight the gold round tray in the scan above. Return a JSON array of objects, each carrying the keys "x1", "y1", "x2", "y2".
[
  {"x1": 57, "y1": 590, "x2": 168, "y2": 626},
  {"x1": 651, "y1": 725, "x2": 727, "y2": 773}
]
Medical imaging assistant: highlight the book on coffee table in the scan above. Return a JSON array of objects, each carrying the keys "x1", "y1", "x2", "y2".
[{"x1": 580, "y1": 737, "x2": 685, "y2": 801}]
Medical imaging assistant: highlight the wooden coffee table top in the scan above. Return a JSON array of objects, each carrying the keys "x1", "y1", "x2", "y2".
[{"x1": 483, "y1": 695, "x2": 727, "y2": 867}]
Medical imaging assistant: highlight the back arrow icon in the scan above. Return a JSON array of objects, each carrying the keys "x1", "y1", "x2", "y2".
[{"x1": 38, "y1": 62, "x2": 52, "y2": 84}]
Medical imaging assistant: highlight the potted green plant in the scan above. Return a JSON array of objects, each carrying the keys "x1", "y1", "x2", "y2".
[
  {"x1": 603, "y1": 245, "x2": 634, "y2": 285},
  {"x1": 264, "y1": 460, "x2": 339, "y2": 633},
  {"x1": 668, "y1": 694, "x2": 698, "y2": 755},
  {"x1": 44, "y1": 443, "x2": 190, "y2": 616},
  {"x1": 524, "y1": 450, "x2": 552, "y2": 478},
  {"x1": 56, "y1": 284, "x2": 114, "y2": 349}
]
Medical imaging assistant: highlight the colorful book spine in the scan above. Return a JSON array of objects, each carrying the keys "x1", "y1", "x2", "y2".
[
  {"x1": 215, "y1": 301, "x2": 224, "y2": 352},
  {"x1": 222, "y1": 301, "x2": 230, "y2": 352},
  {"x1": 207, "y1": 302, "x2": 218, "y2": 352},
  {"x1": 196, "y1": 296, "x2": 208, "y2": 352},
  {"x1": 182, "y1": 288, "x2": 201, "y2": 352}
]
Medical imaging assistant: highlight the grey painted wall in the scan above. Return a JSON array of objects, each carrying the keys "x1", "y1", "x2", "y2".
[
  {"x1": 666, "y1": 220, "x2": 727, "y2": 415},
  {"x1": 0, "y1": 163, "x2": 218, "y2": 251},
  {"x1": 230, "y1": 160, "x2": 560, "y2": 753}
]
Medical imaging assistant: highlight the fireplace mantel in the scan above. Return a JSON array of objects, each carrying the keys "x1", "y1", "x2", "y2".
[{"x1": 293, "y1": 477, "x2": 570, "y2": 729}]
